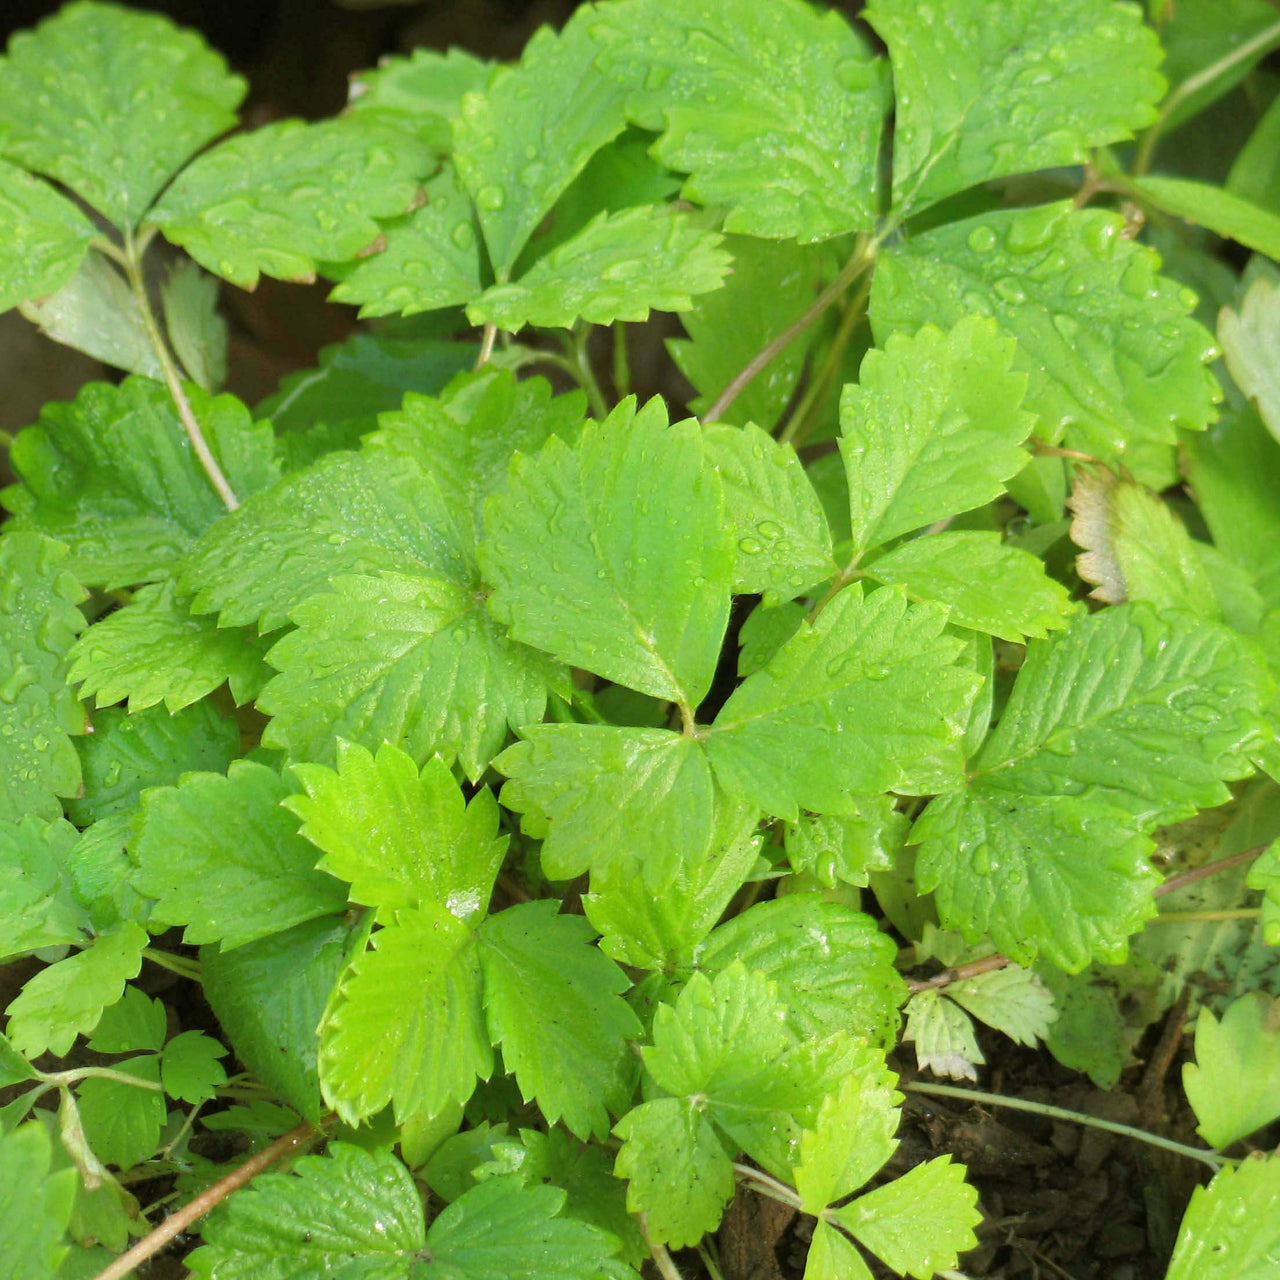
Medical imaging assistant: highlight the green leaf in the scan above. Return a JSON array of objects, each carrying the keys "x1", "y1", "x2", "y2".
[
  {"x1": 0, "y1": 533, "x2": 85, "y2": 824},
  {"x1": 670, "y1": 237, "x2": 826, "y2": 431},
  {"x1": 1035, "y1": 962, "x2": 1133, "y2": 1089},
  {"x1": 904, "y1": 990, "x2": 984, "y2": 1081},
  {"x1": 347, "y1": 46, "x2": 491, "y2": 149},
  {"x1": 132, "y1": 760, "x2": 348, "y2": 950},
  {"x1": 319, "y1": 904, "x2": 491, "y2": 1123},
  {"x1": 86, "y1": 986, "x2": 165, "y2": 1054},
  {"x1": 705, "y1": 586, "x2": 975, "y2": 819},
  {"x1": 865, "y1": 0, "x2": 1163, "y2": 213},
  {"x1": 738, "y1": 601, "x2": 806, "y2": 679},
  {"x1": 326, "y1": 165, "x2": 483, "y2": 319},
  {"x1": 1165, "y1": 1151, "x2": 1280, "y2": 1280},
  {"x1": 0, "y1": 1124, "x2": 77, "y2": 1280},
  {"x1": 0, "y1": 160, "x2": 96, "y2": 312},
  {"x1": 1247, "y1": 841, "x2": 1280, "y2": 946},
  {"x1": 946, "y1": 963, "x2": 1058, "y2": 1048},
  {"x1": 287, "y1": 742, "x2": 506, "y2": 924},
  {"x1": 1228, "y1": 93, "x2": 1280, "y2": 212},
  {"x1": 832, "y1": 1156, "x2": 980, "y2": 1278},
  {"x1": 0, "y1": 1032, "x2": 38, "y2": 1088},
  {"x1": 3, "y1": 378, "x2": 279, "y2": 589},
  {"x1": 67, "y1": 580, "x2": 272, "y2": 713},
  {"x1": 188, "y1": 1142, "x2": 424, "y2": 1279},
  {"x1": 201, "y1": 916, "x2": 350, "y2": 1121},
  {"x1": 597, "y1": 0, "x2": 888, "y2": 240},
  {"x1": 67, "y1": 700, "x2": 239, "y2": 826},
  {"x1": 161, "y1": 1030, "x2": 228, "y2": 1104},
  {"x1": 1069, "y1": 469, "x2": 1219, "y2": 615},
  {"x1": 20, "y1": 249, "x2": 163, "y2": 382},
  {"x1": 1183, "y1": 992, "x2": 1280, "y2": 1149},
  {"x1": 5, "y1": 921, "x2": 148, "y2": 1058},
  {"x1": 481, "y1": 397, "x2": 733, "y2": 706},
  {"x1": 804, "y1": 1220, "x2": 875, "y2": 1280},
  {"x1": 1219, "y1": 274, "x2": 1280, "y2": 445},
  {"x1": 77, "y1": 1055, "x2": 165, "y2": 1169},
  {"x1": 793, "y1": 1058, "x2": 902, "y2": 1213},
  {"x1": 1134, "y1": 176, "x2": 1280, "y2": 262},
  {"x1": 420, "y1": 1175, "x2": 630, "y2": 1280},
  {"x1": 705, "y1": 423, "x2": 835, "y2": 604},
  {"x1": 148, "y1": 118, "x2": 431, "y2": 290},
  {"x1": 839, "y1": 319, "x2": 1034, "y2": 557},
  {"x1": 865, "y1": 531, "x2": 1074, "y2": 642},
  {"x1": 452, "y1": 9, "x2": 631, "y2": 280},
  {"x1": 64, "y1": 814, "x2": 139, "y2": 934},
  {"x1": 163, "y1": 259, "x2": 227, "y2": 390},
  {"x1": 0, "y1": 816, "x2": 87, "y2": 960},
  {"x1": 614, "y1": 1096, "x2": 733, "y2": 1248},
  {"x1": 784, "y1": 802, "x2": 906, "y2": 890},
  {"x1": 477, "y1": 902, "x2": 641, "y2": 1139},
  {"x1": 469, "y1": 205, "x2": 728, "y2": 332},
  {"x1": 915, "y1": 605, "x2": 1269, "y2": 968},
  {"x1": 0, "y1": 2, "x2": 245, "y2": 228},
  {"x1": 698, "y1": 896, "x2": 906, "y2": 1047},
  {"x1": 870, "y1": 202, "x2": 1221, "y2": 457}
]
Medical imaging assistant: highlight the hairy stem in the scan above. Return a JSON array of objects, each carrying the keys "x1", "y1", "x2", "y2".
[
  {"x1": 1155, "y1": 843, "x2": 1269, "y2": 898},
  {"x1": 122, "y1": 236, "x2": 239, "y2": 511},
  {"x1": 905, "y1": 1082, "x2": 1230, "y2": 1172},
  {"x1": 91, "y1": 1121, "x2": 319, "y2": 1280},
  {"x1": 906, "y1": 951, "x2": 1012, "y2": 994},
  {"x1": 704, "y1": 234, "x2": 877, "y2": 425}
]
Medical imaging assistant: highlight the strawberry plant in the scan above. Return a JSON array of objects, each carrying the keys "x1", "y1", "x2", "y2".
[{"x1": 3, "y1": 0, "x2": 1280, "y2": 1277}]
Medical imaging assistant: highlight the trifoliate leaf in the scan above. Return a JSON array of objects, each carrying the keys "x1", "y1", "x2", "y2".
[
  {"x1": 287, "y1": 742, "x2": 506, "y2": 924},
  {"x1": 85, "y1": 985, "x2": 165, "y2": 1054},
  {"x1": 481, "y1": 397, "x2": 733, "y2": 706},
  {"x1": 597, "y1": 0, "x2": 888, "y2": 241},
  {"x1": 0, "y1": 1124, "x2": 76, "y2": 1280},
  {"x1": 326, "y1": 165, "x2": 482, "y2": 319},
  {"x1": 865, "y1": 0, "x2": 1162, "y2": 213},
  {"x1": 162, "y1": 259, "x2": 227, "y2": 390},
  {"x1": 784, "y1": 802, "x2": 905, "y2": 890},
  {"x1": 1069, "y1": 469, "x2": 1219, "y2": 615},
  {"x1": 0, "y1": 817, "x2": 86, "y2": 959},
  {"x1": 67, "y1": 700, "x2": 239, "y2": 826},
  {"x1": 76, "y1": 1055, "x2": 165, "y2": 1169},
  {"x1": 348, "y1": 46, "x2": 491, "y2": 148},
  {"x1": 804, "y1": 1220, "x2": 875, "y2": 1280},
  {"x1": 1183, "y1": 992, "x2": 1280, "y2": 1149},
  {"x1": 420, "y1": 1174, "x2": 630, "y2": 1280},
  {"x1": 794, "y1": 1056, "x2": 902, "y2": 1213},
  {"x1": 705, "y1": 586, "x2": 974, "y2": 819},
  {"x1": 0, "y1": 2, "x2": 245, "y2": 229},
  {"x1": 452, "y1": 10, "x2": 631, "y2": 280},
  {"x1": 947, "y1": 965, "x2": 1058, "y2": 1048},
  {"x1": 5, "y1": 921, "x2": 148, "y2": 1058},
  {"x1": 260, "y1": 571, "x2": 562, "y2": 782},
  {"x1": 698, "y1": 896, "x2": 905, "y2": 1048},
  {"x1": 201, "y1": 916, "x2": 349, "y2": 1121},
  {"x1": 839, "y1": 319, "x2": 1034, "y2": 557},
  {"x1": 366, "y1": 368, "x2": 585, "y2": 548},
  {"x1": 865, "y1": 531, "x2": 1074, "y2": 642},
  {"x1": 469, "y1": 205, "x2": 729, "y2": 332},
  {"x1": 1247, "y1": 841, "x2": 1280, "y2": 946},
  {"x1": 705, "y1": 423, "x2": 835, "y2": 604},
  {"x1": 132, "y1": 760, "x2": 348, "y2": 950},
  {"x1": 161, "y1": 1030, "x2": 228, "y2": 1105},
  {"x1": 871, "y1": 202, "x2": 1222, "y2": 456},
  {"x1": 1219, "y1": 274, "x2": 1280, "y2": 445},
  {"x1": 614, "y1": 1097, "x2": 733, "y2": 1249},
  {"x1": 188, "y1": 1142, "x2": 425, "y2": 1279},
  {"x1": 1136, "y1": 176, "x2": 1280, "y2": 263},
  {"x1": 67, "y1": 580, "x2": 272, "y2": 713},
  {"x1": 319, "y1": 904, "x2": 491, "y2": 1123},
  {"x1": 148, "y1": 118, "x2": 432, "y2": 290},
  {"x1": 832, "y1": 1156, "x2": 980, "y2": 1278},
  {"x1": 0, "y1": 533, "x2": 85, "y2": 824},
  {"x1": 1165, "y1": 1152, "x2": 1280, "y2": 1280},
  {"x1": 18, "y1": 249, "x2": 162, "y2": 380},
  {"x1": 670, "y1": 237, "x2": 827, "y2": 431},
  {"x1": 477, "y1": 902, "x2": 641, "y2": 1139},
  {"x1": 0, "y1": 161, "x2": 96, "y2": 312},
  {"x1": 915, "y1": 605, "x2": 1269, "y2": 968},
  {"x1": 3, "y1": 378, "x2": 279, "y2": 589},
  {"x1": 904, "y1": 990, "x2": 983, "y2": 1081}
]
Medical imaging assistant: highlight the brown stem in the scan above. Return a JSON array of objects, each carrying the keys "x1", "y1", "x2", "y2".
[
  {"x1": 91, "y1": 1121, "x2": 318, "y2": 1280},
  {"x1": 1154, "y1": 843, "x2": 1269, "y2": 898},
  {"x1": 906, "y1": 951, "x2": 1011, "y2": 994}
]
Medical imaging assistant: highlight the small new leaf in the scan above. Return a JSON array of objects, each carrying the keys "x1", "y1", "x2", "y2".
[{"x1": 161, "y1": 1030, "x2": 228, "y2": 1104}]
